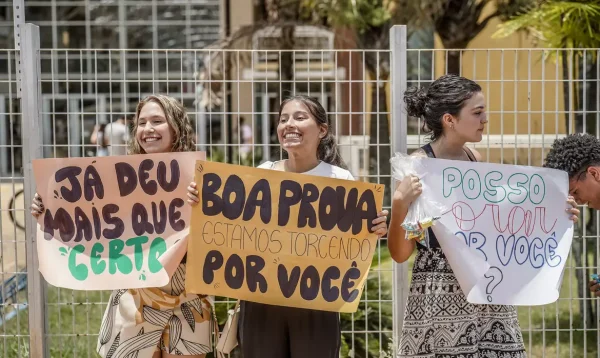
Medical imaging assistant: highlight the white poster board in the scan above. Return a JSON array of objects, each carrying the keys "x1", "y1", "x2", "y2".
[{"x1": 417, "y1": 157, "x2": 573, "y2": 306}]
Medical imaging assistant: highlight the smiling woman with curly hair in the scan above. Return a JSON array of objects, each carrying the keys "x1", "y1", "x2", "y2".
[{"x1": 30, "y1": 94, "x2": 213, "y2": 358}]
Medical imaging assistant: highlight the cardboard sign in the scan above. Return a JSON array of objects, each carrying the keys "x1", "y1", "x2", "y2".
[
  {"x1": 416, "y1": 158, "x2": 573, "y2": 305},
  {"x1": 32, "y1": 152, "x2": 205, "y2": 290},
  {"x1": 185, "y1": 161, "x2": 385, "y2": 313}
]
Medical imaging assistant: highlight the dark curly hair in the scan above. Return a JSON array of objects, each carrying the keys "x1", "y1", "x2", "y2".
[
  {"x1": 404, "y1": 74, "x2": 482, "y2": 142},
  {"x1": 544, "y1": 133, "x2": 600, "y2": 178}
]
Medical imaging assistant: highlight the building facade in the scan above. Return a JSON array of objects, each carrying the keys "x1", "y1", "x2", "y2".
[{"x1": 0, "y1": 0, "x2": 222, "y2": 174}]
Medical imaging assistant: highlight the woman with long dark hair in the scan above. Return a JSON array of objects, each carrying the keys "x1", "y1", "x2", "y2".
[
  {"x1": 188, "y1": 95, "x2": 389, "y2": 358},
  {"x1": 388, "y1": 74, "x2": 580, "y2": 358}
]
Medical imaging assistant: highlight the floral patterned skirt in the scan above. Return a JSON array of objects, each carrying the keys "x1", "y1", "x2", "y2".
[
  {"x1": 398, "y1": 247, "x2": 527, "y2": 358},
  {"x1": 96, "y1": 263, "x2": 214, "y2": 357}
]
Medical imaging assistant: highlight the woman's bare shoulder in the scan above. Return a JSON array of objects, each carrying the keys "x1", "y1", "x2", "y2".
[{"x1": 468, "y1": 147, "x2": 483, "y2": 161}]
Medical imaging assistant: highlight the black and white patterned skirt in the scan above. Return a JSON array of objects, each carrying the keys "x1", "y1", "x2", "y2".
[{"x1": 398, "y1": 247, "x2": 527, "y2": 358}]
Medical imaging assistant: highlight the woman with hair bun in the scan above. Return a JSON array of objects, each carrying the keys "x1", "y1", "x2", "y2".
[{"x1": 388, "y1": 74, "x2": 579, "y2": 357}]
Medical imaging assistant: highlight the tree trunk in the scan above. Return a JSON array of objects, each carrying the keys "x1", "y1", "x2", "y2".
[
  {"x1": 586, "y1": 244, "x2": 596, "y2": 326},
  {"x1": 582, "y1": 55, "x2": 598, "y2": 134},
  {"x1": 446, "y1": 50, "x2": 461, "y2": 75},
  {"x1": 572, "y1": 237, "x2": 587, "y2": 323},
  {"x1": 562, "y1": 50, "x2": 571, "y2": 134},
  {"x1": 270, "y1": 24, "x2": 296, "y2": 160},
  {"x1": 280, "y1": 24, "x2": 295, "y2": 97},
  {"x1": 594, "y1": 223, "x2": 599, "y2": 328},
  {"x1": 368, "y1": 78, "x2": 391, "y2": 206}
]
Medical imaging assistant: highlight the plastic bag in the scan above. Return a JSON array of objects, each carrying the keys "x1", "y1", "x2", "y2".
[{"x1": 390, "y1": 152, "x2": 446, "y2": 248}]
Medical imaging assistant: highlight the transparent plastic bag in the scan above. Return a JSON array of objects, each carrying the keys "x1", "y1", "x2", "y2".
[{"x1": 390, "y1": 152, "x2": 446, "y2": 248}]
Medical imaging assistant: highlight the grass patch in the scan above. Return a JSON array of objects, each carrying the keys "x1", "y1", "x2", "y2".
[{"x1": 0, "y1": 246, "x2": 597, "y2": 357}]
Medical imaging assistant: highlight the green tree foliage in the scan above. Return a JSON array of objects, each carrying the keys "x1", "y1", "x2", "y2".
[{"x1": 494, "y1": 0, "x2": 600, "y2": 328}]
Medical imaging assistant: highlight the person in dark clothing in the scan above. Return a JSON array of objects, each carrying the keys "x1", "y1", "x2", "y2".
[
  {"x1": 239, "y1": 95, "x2": 389, "y2": 358},
  {"x1": 544, "y1": 133, "x2": 600, "y2": 296}
]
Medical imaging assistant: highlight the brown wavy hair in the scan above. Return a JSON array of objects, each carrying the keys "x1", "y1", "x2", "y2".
[{"x1": 129, "y1": 94, "x2": 196, "y2": 154}]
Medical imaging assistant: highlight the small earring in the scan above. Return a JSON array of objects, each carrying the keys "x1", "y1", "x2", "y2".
[{"x1": 450, "y1": 124, "x2": 455, "y2": 130}]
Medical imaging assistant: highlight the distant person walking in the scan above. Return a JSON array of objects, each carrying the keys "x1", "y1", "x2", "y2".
[
  {"x1": 239, "y1": 116, "x2": 253, "y2": 160},
  {"x1": 90, "y1": 123, "x2": 109, "y2": 157},
  {"x1": 91, "y1": 117, "x2": 129, "y2": 156}
]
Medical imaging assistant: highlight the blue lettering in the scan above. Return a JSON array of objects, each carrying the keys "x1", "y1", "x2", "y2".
[
  {"x1": 514, "y1": 236, "x2": 529, "y2": 265},
  {"x1": 456, "y1": 231, "x2": 468, "y2": 246},
  {"x1": 495, "y1": 233, "x2": 563, "y2": 269},
  {"x1": 529, "y1": 237, "x2": 544, "y2": 268},
  {"x1": 469, "y1": 232, "x2": 488, "y2": 261},
  {"x1": 496, "y1": 234, "x2": 515, "y2": 267},
  {"x1": 544, "y1": 234, "x2": 562, "y2": 268},
  {"x1": 456, "y1": 231, "x2": 488, "y2": 261}
]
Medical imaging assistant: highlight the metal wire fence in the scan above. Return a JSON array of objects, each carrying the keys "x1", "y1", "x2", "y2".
[
  {"x1": 0, "y1": 48, "x2": 29, "y2": 358},
  {"x1": 406, "y1": 47, "x2": 600, "y2": 358},
  {"x1": 28, "y1": 45, "x2": 395, "y2": 357},
  {"x1": 1, "y1": 23, "x2": 600, "y2": 357}
]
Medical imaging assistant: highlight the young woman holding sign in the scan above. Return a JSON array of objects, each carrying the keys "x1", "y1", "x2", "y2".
[
  {"x1": 187, "y1": 95, "x2": 389, "y2": 358},
  {"x1": 31, "y1": 95, "x2": 214, "y2": 358},
  {"x1": 388, "y1": 74, "x2": 580, "y2": 358}
]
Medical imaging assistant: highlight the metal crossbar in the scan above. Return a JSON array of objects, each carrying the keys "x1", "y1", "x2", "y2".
[{"x1": 0, "y1": 22, "x2": 599, "y2": 357}]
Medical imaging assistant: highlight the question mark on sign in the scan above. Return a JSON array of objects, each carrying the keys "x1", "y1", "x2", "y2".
[{"x1": 484, "y1": 266, "x2": 503, "y2": 302}]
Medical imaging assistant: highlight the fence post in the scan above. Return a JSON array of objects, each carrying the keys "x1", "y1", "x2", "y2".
[
  {"x1": 12, "y1": 0, "x2": 24, "y2": 98},
  {"x1": 20, "y1": 23, "x2": 48, "y2": 358},
  {"x1": 389, "y1": 24, "x2": 409, "y2": 352}
]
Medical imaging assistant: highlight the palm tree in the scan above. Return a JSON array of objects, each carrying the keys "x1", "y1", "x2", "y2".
[
  {"x1": 309, "y1": 1, "x2": 529, "y2": 210},
  {"x1": 493, "y1": 0, "x2": 600, "y2": 132},
  {"x1": 493, "y1": 0, "x2": 600, "y2": 327},
  {"x1": 400, "y1": 0, "x2": 532, "y2": 74},
  {"x1": 305, "y1": 0, "x2": 418, "y2": 208},
  {"x1": 197, "y1": 0, "x2": 342, "y2": 162}
]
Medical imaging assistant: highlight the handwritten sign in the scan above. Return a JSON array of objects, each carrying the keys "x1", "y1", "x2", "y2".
[
  {"x1": 32, "y1": 152, "x2": 205, "y2": 290},
  {"x1": 417, "y1": 158, "x2": 573, "y2": 305},
  {"x1": 185, "y1": 161, "x2": 385, "y2": 313}
]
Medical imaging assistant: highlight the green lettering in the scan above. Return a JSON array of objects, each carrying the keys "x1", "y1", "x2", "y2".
[
  {"x1": 109, "y1": 239, "x2": 133, "y2": 274},
  {"x1": 529, "y1": 174, "x2": 546, "y2": 205},
  {"x1": 443, "y1": 167, "x2": 462, "y2": 198},
  {"x1": 126, "y1": 236, "x2": 149, "y2": 271},
  {"x1": 507, "y1": 173, "x2": 529, "y2": 204},
  {"x1": 148, "y1": 237, "x2": 167, "y2": 273},
  {"x1": 463, "y1": 169, "x2": 481, "y2": 200},
  {"x1": 68, "y1": 245, "x2": 88, "y2": 281},
  {"x1": 91, "y1": 242, "x2": 106, "y2": 274},
  {"x1": 483, "y1": 171, "x2": 506, "y2": 203}
]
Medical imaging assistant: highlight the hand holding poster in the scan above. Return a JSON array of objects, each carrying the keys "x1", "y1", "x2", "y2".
[
  {"x1": 185, "y1": 161, "x2": 385, "y2": 313},
  {"x1": 414, "y1": 157, "x2": 573, "y2": 305},
  {"x1": 32, "y1": 152, "x2": 205, "y2": 290}
]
